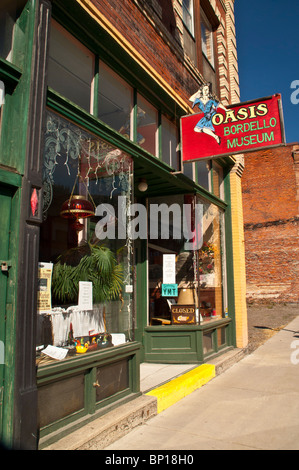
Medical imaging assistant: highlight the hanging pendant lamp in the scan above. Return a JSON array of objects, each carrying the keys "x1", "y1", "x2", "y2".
[
  {"x1": 60, "y1": 154, "x2": 96, "y2": 233},
  {"x1": 60, "y1": 195, "x2": 95, "y2": 232},
  {"x1": 60, "y1": 194, "x2": 95, "y2": 219}
]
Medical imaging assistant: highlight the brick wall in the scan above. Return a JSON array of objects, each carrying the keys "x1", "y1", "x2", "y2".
[
  {"x1": 89, "y1": 0, "x2": 236, "y2": 105},
  {"x1": 242, "y1": 144, "x2": 299, "y2": 304},
  {"x1": 90, "y1": 0, "x2": 195, "y2": 102}
]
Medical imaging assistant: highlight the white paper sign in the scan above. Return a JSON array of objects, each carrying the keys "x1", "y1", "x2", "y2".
[
  {"x1": 41, "y1": 345, "x2": 68, "y2": 361},
  {"x1": 78, "y1": 281, "x2": 93, "y2": 311},
  {"x1": 163, "y1": 254, "x2": 176, "y2": 284},
  {"x1": 111, "y1": 333, "x2": 126, "y2": 346}
]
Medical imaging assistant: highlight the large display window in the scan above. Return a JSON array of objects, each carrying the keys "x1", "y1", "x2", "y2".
[
  {"x1": 148, "y1": 193, "x2": 227, "y2": 326},
  {"x1": 36, "y1": 110, "x2": 134, "y2": 364},
  {"x1": 48, "y1": 21, "x2": 94, "y2": 113},
  {"x1": 197, "y1": 195, "x2": 227, "y2": 322}
]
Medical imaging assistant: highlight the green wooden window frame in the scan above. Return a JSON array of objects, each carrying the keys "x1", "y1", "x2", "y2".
[
  {"x1": 49, "y1": 3, "x2": 235, "y2": 197},
  {"x1": 48, "y1": 18, "x2": 181, "y2": 171}
]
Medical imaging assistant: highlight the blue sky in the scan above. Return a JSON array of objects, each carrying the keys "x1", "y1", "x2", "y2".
[{"x1": 234, "y1": 0, "x2": 298, "y2": 144}]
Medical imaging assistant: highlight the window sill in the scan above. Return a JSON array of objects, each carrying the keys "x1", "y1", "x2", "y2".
[
  {"x1": 36, "y1": 341, "x2": 141, "y2": 378},
  {"x1": 145, "y1": 317, "x2": 231, "y2": 330}
]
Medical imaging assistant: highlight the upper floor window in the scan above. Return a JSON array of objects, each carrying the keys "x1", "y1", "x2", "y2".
[
  {"x1": 161, "y1": 115, "x2": 179, "y2": 170},
  {"x1": 201, "y1": 8, "x2": 214, "y2": 68},
  {"x1": 48, "y1": 21, "x2": 94, "y2": 113},
  {"x1": 182, "y1": 0, "x2": 194, "y2": 36},
  {"x1": 47, "y1": 22, "x2": 179, "y2": 169},
  {"x1": 137, "y1": 94, "x2": 158, "y2": 157},
  {"x1": 182, "y1": 0, "x2": 197, "y2": 64},
  {"x1": 182, "y1": 2, "x2": 218, "y2": 93},
  {"x1": 183, "y1": 159, "x2": 212, "y2": 194},
  {"x1": 0, "y1": 7, "x2": 15, "y2": 62},
  {"x1": 197, "y1": 159, "x2": 211, "y2": 191},
  {"x1": 212, "y1": 161, "x2": 224, "y2": 199},
  {"x1": 98, "y1": 62, "x2": 134, "y2": 139},
  {"x1": 0, "y1": 0, "x2": 27, "y2": 65}
]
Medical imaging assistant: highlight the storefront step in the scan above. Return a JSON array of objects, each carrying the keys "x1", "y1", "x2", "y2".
[
  {"x1": 143, "y1": 348, "x2": 247, "y2": 415},
  {"x1": 145, "y1": 364, "x2": 216, "y2": 414},
  {"x1": 41, "y1": 394, "x2": 158, "y2": 450}
]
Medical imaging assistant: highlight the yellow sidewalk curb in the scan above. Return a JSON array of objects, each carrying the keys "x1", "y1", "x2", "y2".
[{"x1": 146, "y1": 364, "x2": 216, "y2": 414}]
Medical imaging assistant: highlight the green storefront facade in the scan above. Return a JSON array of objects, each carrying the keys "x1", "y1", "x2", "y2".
[{"x1": 0, "y1": 0, "x2": 241, "y2": 449}]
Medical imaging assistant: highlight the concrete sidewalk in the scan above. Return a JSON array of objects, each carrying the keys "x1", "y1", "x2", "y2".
[
  {"x1": 105, "y1": 316, "x2": 299, "y2": 450},
  {"x1": 42, "y1": 347, "x2": 245, "y2": 450}
]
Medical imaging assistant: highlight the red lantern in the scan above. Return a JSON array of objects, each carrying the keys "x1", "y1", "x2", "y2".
[{"x1": 60, "y1": 195, "x2": 95, "y2": 232}]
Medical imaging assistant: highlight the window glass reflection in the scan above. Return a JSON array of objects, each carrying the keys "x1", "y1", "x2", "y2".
[
  {"x1": 161, "y1": 115, "x2": 179, "y2": 170},
  {"x1": 98, "y1": 62, "x2": 133, "y2": 138},
  {"x1": 136, "y1": 94, "x2": 158, "y2": 156},
  {"x1": 48, "y1": 21, "x2": 94, "y2": 112}
]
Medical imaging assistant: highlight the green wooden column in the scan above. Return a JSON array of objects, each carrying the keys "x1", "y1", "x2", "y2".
[
  {"x1": 0, "y1": 0, "x2": 52, "y2": 450},
  {"x1": 0, "y1": 1, "x2": 33, "y2": 447}
]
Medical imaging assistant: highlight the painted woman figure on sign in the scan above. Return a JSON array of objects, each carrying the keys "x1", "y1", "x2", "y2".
[{"x1": 189, "y1": 83, "x2": 226, "y2": 145}]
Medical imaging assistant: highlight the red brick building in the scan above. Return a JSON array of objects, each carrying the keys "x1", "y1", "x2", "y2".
[{"x1": 242, "y1": 143, "x2": 299, "y2": 304}]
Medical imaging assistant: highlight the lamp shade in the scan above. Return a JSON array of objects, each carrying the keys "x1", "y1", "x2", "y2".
[
  {"x1": 60, "y1": 195, "x2": 95, "y2": 219},
  {"x1": 138, "y1": 178, "x2": 148, "y2": 192},
  {"x1": 177, "y1": 288, "x2": 195, "y2": 305}
]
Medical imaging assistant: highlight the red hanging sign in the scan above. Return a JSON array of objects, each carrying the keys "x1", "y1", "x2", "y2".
[{"x1": 181, "y1": 94, "x2": 285, "y2": 162}]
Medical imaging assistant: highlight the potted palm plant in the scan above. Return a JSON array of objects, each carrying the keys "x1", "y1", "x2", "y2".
[{"x1": 52, "y1": 239, "x2": 123, "y2": 305}]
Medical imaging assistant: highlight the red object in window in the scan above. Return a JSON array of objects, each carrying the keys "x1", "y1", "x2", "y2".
[
  {"x1": 30, "y1": 188, "x2": 38, "y2": 216},
  {"x1": 60, "y1": 195, "x2": 95, "y2": 220}
]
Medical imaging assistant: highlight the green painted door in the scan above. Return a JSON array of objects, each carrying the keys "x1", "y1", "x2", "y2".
[{"x1": 0, "y1": 184, "x2": 15, "y2": 442}]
